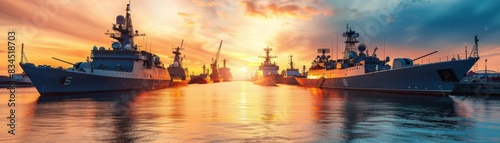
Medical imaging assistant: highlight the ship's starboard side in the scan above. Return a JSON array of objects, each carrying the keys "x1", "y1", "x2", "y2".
[{"x1": 320, "y1": 58, "x2": 478, "y2": 95}]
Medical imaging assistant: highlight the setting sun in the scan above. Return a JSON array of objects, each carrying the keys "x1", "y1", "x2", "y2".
[{"x1": 240, "y1": 67, "x2": 248, "y2": 73}]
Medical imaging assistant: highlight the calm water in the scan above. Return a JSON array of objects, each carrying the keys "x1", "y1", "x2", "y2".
[{"x1": 1, "y1": 81, "x2": 500, "y2": 142}]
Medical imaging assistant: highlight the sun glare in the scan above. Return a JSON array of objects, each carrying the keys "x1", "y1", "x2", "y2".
[{"x1": 240, "y1": 67, "x2": 248, "y2": 73}]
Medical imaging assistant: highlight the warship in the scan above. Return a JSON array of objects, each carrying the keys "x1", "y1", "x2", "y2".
[
  {"x1": 297, "y1": 24, "x2": 479, "y2": 95},
  {"x1": 219, "y1": 58, "x2": 232, "y2": 82},
  {"x1": 210, "y1": 40, "x2": 223, "y2": 82},
  {"x1": 167, "y1": 40, "x2": 190, "y2": 86},
  {"x1": 295, "y1": 50, "x2": 330, "y2": 87},
  {"x1": 278, "y1": 55, "x2": 301, "y2": 85},
  {"x1": 188, "y1": 72, "x2": 199, "y2": 84},
  {"x1": 253, "y1": 47, "x2": 280, "y2": 86},
  {"x1": 20, "y1": 4, "x2": 172, "y2": 95},
  {"x1": 191, "y1": 65, "x2": 212, "y2": 84}
]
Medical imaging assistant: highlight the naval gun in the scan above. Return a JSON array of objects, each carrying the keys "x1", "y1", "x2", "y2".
[
  {"x1": 52, "y1": 57, "x2": 74, "y2": 65},
  {"x1": 412, "y1": 51, "x2": 438, "y2": 61},
  {"x1": 393, "y1": 51, "x2": 438, "y2": 69}
]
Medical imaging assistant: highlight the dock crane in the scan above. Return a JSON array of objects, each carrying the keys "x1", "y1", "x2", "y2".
[{"x1": 210, "y1": 40, "x2": 223, "y2": 82}]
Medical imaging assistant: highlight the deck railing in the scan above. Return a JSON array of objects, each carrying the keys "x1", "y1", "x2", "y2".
[{"x1": 414, "y1": 53, "x2": 472, "y2": 66}]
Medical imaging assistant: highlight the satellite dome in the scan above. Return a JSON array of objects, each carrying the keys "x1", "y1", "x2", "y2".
[
  {"x1": 92, "y1": 45, "x2": 98, "y2": 50},
  {"x1": 124, "y1": 44, "x2": 131, "y2": 50},
  {"x1": 99, "y1": 46, "x2": 105, "y2": 50},
  {"x1": 111, "y1": 42, "x2": 121, "y2": 49},
  {"x1": 116, "y1": 15, "x2": 125, "y2": 25},
  {"x1": 348, "y1": 51, "x2": 356, "y2": 59},
  {"x1": 357, "y1": 43, "x2": 367, "y2": 52}
]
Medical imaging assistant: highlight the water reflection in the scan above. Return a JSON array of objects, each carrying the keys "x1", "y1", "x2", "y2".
[
  {"x1": 309, "y1": 89, "x2": 480, "y2": 142},
  {"x1": 32, "y1": 91, "x2": 146, "y2": 142},
  {"x1": 1, "y1": 82, "x2": 499, "y2": 142},
  {"x1": 167, "y1": 88, "x2": 185, "y2": 122}
]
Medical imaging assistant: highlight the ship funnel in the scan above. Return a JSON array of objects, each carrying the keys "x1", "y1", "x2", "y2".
[{"x1": 116, "y1": 15, "x2": 125, "y2": 24}]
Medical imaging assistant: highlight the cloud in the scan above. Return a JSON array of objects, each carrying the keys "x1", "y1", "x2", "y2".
[
  {"x1": 241, "y1": 0, "x2": 333, "y2": 20},
  {"x1": 191, "y1": 0, "x2": 222, "y2": 7},
  {"x1": 241, "y1": 0, "x2": 267, "y2": 17},
  {"x1": 178, "y1": 12, "x2": 198, "y2": 28}
]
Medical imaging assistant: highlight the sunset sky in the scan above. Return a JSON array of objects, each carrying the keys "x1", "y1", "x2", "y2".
[{"x1": 1, "y1": 0, "x2": 500, "y2": 80}]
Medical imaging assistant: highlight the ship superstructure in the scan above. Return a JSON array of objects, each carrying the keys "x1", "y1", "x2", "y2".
[
  {"x1": 168, "y1": 40, "x2": 190, "y2": 86},
  {"x1": 253, "y1": 47, "x2": 280, "y2": 86},
  {"x1": 278, "y1": 55, "x2": 301, "y2": 85},
  {"x1": 219, "y1": 58, "x2": 232, "y2": 82}
]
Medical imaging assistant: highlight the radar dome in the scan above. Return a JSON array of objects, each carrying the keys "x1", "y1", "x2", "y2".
[
  {"x1": 111, "y1": 42, "x2": 121, "y2": 49},
  {"x1": 348, "y1": 51, "x2": 356, "y2": 59},
  {"x1": 116, "y1": 15, "x2": 125, "y2": 25},
  {"x1": 99, "y1": 46, "x2": 105, "y2": 50},
  {"x1": 92, "y1": 45, "x2": 98, "y2": 50},
  {"x1": 124, "y1": 44, "x2": 131, "y2": 50},
  {"x1": 357, "y1": 43, "x2": 366, "y2": 52}
]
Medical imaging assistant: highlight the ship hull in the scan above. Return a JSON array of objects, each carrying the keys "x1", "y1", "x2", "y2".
[
  {"x1": 253, "y1": 75, "x2": 279, "y2": 86},
  {"x1": 198, "y1": 77, "x2": 213, "y2": 84},
  {"x1": 319, "y1": 58, "x2": 478, "y2": 95},
  {"x1": 212, "y1": 77, "x2": 223, "y2": 83},
  {"x1": 220, "y1": 67, "x2": 232, "y2": 82},
  {"x1": 222, "y1": 78, "x2": 231, "y2": 82},
  {"x1": 295, "y1": 77, "x2": 321, "y2": 87},
  {"x1": 21, "y1": 64, "x2": 171, "y2": 96},
  {"x1": 168, "y1": 67, "x2": 190, "y2": 86},
  {"x1": 278, "y1": 76, "x2": 299, "y2": 85},
  {"x1": 171, "y1": 77, "x2": 190, "y2": 86},
  {"x1": 188, "y1": 76, "x2": 200, "y2": 84}
]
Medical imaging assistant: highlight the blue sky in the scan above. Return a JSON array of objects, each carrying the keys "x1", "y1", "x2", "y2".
[{"x1": 327, "y1": 0, "x2": 499, "y2": 49}]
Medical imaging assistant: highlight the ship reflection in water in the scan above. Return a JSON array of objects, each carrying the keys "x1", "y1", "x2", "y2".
[{"x1": 1, "y1": 81, "x2": 499, "y2": 142}]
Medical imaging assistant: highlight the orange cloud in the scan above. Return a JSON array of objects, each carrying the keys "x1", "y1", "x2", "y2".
[
  {"x1": 178, "y1": 12, "x2": 198, "y2": 29},
  {"x1": 241, "y1": 0, "x2": 333, "y2": 20},
  {"x1": 241, "y1": 1, "x2": 267, "y2": 17},
  {"x1": 191, "y1": 0, "x2": 222, "y2": 7}
]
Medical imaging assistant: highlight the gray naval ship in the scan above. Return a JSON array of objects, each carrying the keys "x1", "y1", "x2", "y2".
[
  {"x1": 168, "y1": 40, "x2": 190, "y2": 86},
  {"x1": 278, "y1": 55, "x2": 302, "y2": 85},
  {"x1": 297, "y1": 24, "x2": 479, "y2": 95},
  {"x1": 253, "y1": 47, "x2": 280, "y2": 86},
  {"x1": 20, "y1": 4, "x2": 172, "y2": 96}
]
